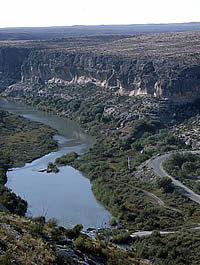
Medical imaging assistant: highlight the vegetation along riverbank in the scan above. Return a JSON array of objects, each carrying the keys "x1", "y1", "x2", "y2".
[
  {"x1": 8, "y1": 92, "x2": 200, "y2": 264},
  {"x1": 0, "y1": 109, "x2": 58, "y2": 215}
]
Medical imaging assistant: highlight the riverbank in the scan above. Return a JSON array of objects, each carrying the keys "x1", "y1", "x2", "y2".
[
  {"x1": 0, "y1": 211, "x2": 145, "y2": 265},
  {"x1": 0, "y1": 108, "x2": 58, "y2": 168},
  {"x1": 0, "y1": 108, "x2": 58, "y2": 216},
  {"x1": 5, "y1": 95, "x2": 200, "y2": 231},
  {"x1": 0, "y1": 98, "x2": 111, "y2": 228},
  {"x1": 2, "y1": 96, "x2": 200, "y2": 264}
]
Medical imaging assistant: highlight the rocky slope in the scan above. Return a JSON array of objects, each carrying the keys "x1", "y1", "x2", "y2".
[
  {"x1": 1, "y1": 31, "x2": 200, "y2": 103},
  {"x1": 0, "y1": 212, "x2": 144, "y2": 265}
]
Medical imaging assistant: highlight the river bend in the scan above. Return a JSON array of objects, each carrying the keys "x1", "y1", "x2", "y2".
[{"x1": 0, "y1": 98, "x2": 111, "y2": 228}]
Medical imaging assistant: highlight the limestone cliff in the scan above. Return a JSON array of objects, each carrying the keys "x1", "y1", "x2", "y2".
[
  {"x1": 0, "y1": 47, "x2": 30, "y2": 92},
  {"x1": 1, "y1": 32, "x2": 200, "y2": 103}
]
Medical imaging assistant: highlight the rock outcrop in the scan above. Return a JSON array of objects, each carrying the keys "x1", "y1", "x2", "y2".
[
  {"x1": 0, "y1": 47, "x2": 30, "y2": 92},
  {"x1": 1, "y1": 32, "x2": 200, "y2": 103}
]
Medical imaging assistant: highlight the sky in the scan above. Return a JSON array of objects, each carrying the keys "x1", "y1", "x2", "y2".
[{"x1": 1, "y1": 0, "x2": 200, "y2": 28}]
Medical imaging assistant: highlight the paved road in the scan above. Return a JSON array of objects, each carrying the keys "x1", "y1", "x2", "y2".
[
  {"x1": 130, "y1": 225, "x2": 200, "y2": 238},
  {"x1": 151, "y1": 151, "x2": 200, "y2": 204},
  {"x1": 130, "y1": 151, "x2": 200, "y2": 239},
  {"x1": 130, "y1": 230, "x2": 174, "y2": 238}
]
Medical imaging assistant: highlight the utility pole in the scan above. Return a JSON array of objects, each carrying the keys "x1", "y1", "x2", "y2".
[{"x1": 128, "y1": 156, "x2": 130, "y2": 170}]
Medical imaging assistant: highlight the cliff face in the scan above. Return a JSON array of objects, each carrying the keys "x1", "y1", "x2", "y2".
[
  {"x1": 1, "y1": 44, "x2": 200, "y2": 103},
  {"x1": 18, "y1": 51, "x2": 200, "y2": 103},
  {"x1": 0, "y1": 47, "x2": 30, "y2": 92}
]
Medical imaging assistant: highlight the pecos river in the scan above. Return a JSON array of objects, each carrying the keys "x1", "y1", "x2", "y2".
[{"x1": 0, "y1": 98, "x2": 111, "y2": 228}]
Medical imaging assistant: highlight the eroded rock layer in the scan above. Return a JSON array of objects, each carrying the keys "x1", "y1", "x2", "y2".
[{"x1": 1, "y1": 32, "x2": 200, "y2": 103}]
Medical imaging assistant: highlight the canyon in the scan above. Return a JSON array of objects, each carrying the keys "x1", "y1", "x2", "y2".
[
  {"x1": 1, "y1": 31, "x2": 200, "y2": 104},
  {"x1": 1, "y1": 25, "x2": 200, "y2": 265}
]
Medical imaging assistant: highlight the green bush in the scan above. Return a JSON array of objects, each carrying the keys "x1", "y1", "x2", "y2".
[
  {"x1": 0, "y1": 184, "x2": 27, "y2": 216},
  {"x1": 157, "y1": 177, "x2": 174, "y2": 193},
  {"x1": 65, "y1": 224, "x2": 83, "y2": 239},
  {"x1": 55, "y1": 152, "x2": 78, "y2": 165},
  {"x1": 110, "y1": 217, "x2": 118, "y2": 226},
  {"x1": 0, "y1": 254, "x2": 12, "y2": 265},
  {"x1": 30, "y1": 223, "x2": 44, "y2": 236},
  {"x1": 111, "y1": 231, "x2": 131, "y2": 244},
  {"x1": 47, "y1": 218, "x2": 58, "y2": 228},
  {"x1": 163, "y1": 152, "x2": 200, "y2": 193},
  {"x1": 33, "y1": 216, "x2": 46, "y2": 224},
  {"x1": 0, "y1": 168, "x2": 7, "y2": 185},
  {"x1": 47, "y1": 162, "x2": 59, "y2": 173}
]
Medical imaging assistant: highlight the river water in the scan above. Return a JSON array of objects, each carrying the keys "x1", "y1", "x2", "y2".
[{"x1": 0, "y1": 98, "x2": 111, "y2": 228}]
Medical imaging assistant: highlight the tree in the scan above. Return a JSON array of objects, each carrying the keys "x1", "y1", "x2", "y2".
[
  {"x1": 132, "y1": 120, "x2": 156, "y2": 139},
  {"x1": 65, "y1": 224, "x2": 83, "y2": 238},
  {"x1": 158, "y1": 177, "x2": 174, "y2": 193},
  {"x1": 110, "y1": 217, "x2": 117, "y2": 226}
]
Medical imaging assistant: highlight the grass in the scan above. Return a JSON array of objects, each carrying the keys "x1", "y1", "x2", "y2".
[
  {"x1": 71, "y1": 131, "x2": 199, "y2": 231},
  {"x1": 0, "y1": 212, "x2": 141, "y2": 265},
  {"x1": 0, "y1": 213, "x2": 56, "y2": 265}
]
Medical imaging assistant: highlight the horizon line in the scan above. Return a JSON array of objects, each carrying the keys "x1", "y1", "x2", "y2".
[{"x1": 0, "y1": 21, "x2": 200, "y2": 30}]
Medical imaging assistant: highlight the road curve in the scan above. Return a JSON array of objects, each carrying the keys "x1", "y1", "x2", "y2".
[{"x1": 151, "y1": 151, "x2": 200, "y2": 204}]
